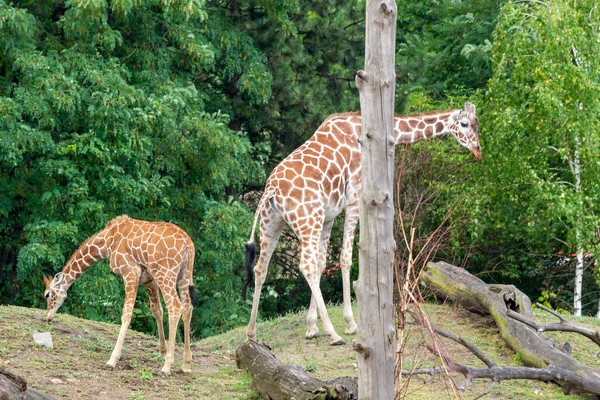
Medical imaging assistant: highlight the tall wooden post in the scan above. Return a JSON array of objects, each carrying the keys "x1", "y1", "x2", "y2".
[{"x1": 353, "y1": 0, "x2": 397, "y2": 398}]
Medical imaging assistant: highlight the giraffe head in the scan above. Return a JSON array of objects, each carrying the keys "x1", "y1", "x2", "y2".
[
  {"x1": 43, "y1": 272, "x2": 69, "y2": 322},
  {"x1": 449, "y1": 102, "x2": 481, "y2": 159}
]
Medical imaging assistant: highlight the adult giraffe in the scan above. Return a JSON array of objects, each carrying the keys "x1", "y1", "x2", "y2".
[
  {"x1": 43, "y1": 215, "x2": 196, "y2": 374},
  {"x1": 244, "y1": 103, "x2": 481, "y2": 345}
]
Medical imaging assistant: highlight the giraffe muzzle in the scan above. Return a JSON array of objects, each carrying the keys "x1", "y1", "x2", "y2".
[{"x1": 471, "y1": 146, "x2": 482, "y2": 160}]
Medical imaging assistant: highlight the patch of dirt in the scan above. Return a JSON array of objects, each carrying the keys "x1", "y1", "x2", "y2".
[{"x1": 0, "y1": 305, "x2": 243, "y2": 399}]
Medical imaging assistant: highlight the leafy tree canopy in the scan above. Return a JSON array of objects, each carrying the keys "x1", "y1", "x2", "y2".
[
  {"x1": 0, "y1": 0, "x2": 277, "y2": 336},
  {"x1": 444, "y1": 0, "x2": 600, "y2": 313}
]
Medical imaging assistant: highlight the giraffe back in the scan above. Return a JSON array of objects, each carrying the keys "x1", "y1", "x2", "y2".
[
  {"x1": 104, "y1": 216, "x2": 194, "y2": 281},
  {"x1": 265, "y1": 113, "x2": 363, "y2": 221}
]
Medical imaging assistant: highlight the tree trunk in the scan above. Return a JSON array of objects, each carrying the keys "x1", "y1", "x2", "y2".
[
  {"x1": 421, "y1": 261, "x2": 600, "y2": 393},
  {"x1": 354, "y1": 0, "x2": 397, "y2": 398},
  {"x1": 235, "y1": 341, "x2": 358, "y2": 400},
  {"x1": 573, "y1": 134, "x2": 583, "y2": 317},
  {"x1": 0, "y1": 367, "x2": 55, "y2": 400}
]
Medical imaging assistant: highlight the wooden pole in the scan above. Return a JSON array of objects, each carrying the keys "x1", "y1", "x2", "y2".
[{"x1": 354, "y1": 0, "x2": 397, "y2": 398}]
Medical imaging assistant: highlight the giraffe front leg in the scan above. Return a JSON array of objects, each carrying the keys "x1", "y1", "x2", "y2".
[
  {"x1": 305, "y1": 294, "x2": 320, "y2": 339},
  {"x1": 341, "y1": 263, "x2": 357, "y2": 335},
  {"x1": 107, "y1": 273, "x2": 139, "y2": 369},
  {"x1": 306, "y1": 219, "x2": 334, "y2": 339},
  {"x1": 145, "y1": 280, "x2": 166, "y2": 358},
  {"x1": 341, "y1": 206, "x2": 358, "y2": 335},
  {"x1": 299, "y1": 245, "x2": 344, "y2": 346},
  {"x1": 306, "y1": 276, "x2": 344, "y2": 346}
]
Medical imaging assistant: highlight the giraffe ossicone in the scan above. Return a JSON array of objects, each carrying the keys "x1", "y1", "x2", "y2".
[
  {"x1": 243, "y1": 103, "x2": 481, "y2": 345},
  {"x1": 43, "y1": 215, "x2": 197, "y2": 374}
]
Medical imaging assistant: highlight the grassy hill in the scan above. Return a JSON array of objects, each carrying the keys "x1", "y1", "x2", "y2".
[{"x1": 0, "y1": 303, "x2": 598, "y2": 399}]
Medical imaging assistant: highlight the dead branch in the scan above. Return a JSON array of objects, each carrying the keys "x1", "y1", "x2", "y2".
[
  {"x1": 407, "y1": 310, "x2": 495, "y2": 369},
  {"x1": 420, "y1": 261, "x2": 600, "y2": 395},
  {"x1": 404, "y1": 312, "x2": 600, "y2": 396},
  {"x1": 510, "y1": 302, "x2": 600, "y2": 348}
]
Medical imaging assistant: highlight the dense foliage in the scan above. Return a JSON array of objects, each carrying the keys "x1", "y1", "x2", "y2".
[
  {"x1": 1, "y1": 0, "x2": 599, "y2": 342},
  {"x1": 0, "y1": 0, "x2": 371, "y2": 337},
  {"x1": 415, "y1": 0, "x2": 600, "y2": 314},
  {"x1": 0, "y1": 0, "x2": 277, "y2": 337}
]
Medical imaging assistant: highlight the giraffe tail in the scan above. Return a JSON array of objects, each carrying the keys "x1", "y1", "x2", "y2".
[
  {"x1": 186, "y1": 236, "x2": 200, "y2": 306},
  {"x1": 243, "y1": 190, "x2": 270, "y2": 300},
  {"x1": 242, "y1": 241, "x2": 256, "y2": 301},
  {"x1": 189, "y1": 285, "x2": 200, "y2": 307}
]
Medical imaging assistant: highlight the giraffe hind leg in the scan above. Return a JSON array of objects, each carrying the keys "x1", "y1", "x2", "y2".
[
  {"x1": 160, "y1": 288, "x2": 183, "y2": 375},
  {"x1": 246, "y1": 214, "x2": 285, "y2": 341},
  {"x1": 178, "y1": 279, "x2": 193, "y2": 373},
  {"x1": 145, "y1": 279, "x2": 167, "y2": 357}
]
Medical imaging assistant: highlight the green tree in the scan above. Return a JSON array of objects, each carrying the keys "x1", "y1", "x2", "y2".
[
  {"x1": 457, "y1": 0, "x2": 600, "y2": 315},
  {"x1": 396, "y1": 0, "x2": 505, "y2": 101},
  {"x1": 0, "y1": 0, "x2": 272, "y2": 336}
]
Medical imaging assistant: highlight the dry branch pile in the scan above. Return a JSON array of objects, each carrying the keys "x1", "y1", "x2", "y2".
[{"x1": 420, "y1": 261, "x2": 600, "y2": 396}]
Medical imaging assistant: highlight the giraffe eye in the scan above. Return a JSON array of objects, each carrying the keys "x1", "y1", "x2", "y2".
[
  {"x1": 460, "y1": 121, "x2": 468, "y2": 128},
  {"x1": 45, "y1": 292, "x2": 50, "y2": 299}
]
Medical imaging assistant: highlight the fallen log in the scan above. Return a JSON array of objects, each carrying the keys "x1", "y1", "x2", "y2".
[
  {"x1": 421, "y1": 261, "x2": 600, "y2": 395},
  {"x1": 0, "y1": 367, "x2": 55, "y2": 400},
  {"x1": 404, "y1": 310, "x2": 600, "y2": 396},
  {"x1": 235, "y1": 341, "x2": 357, "y2": 399}
]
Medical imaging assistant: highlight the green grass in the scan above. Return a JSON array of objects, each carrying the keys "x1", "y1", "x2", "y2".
[{"x1": 0, "y1": 303, "x2": 598, "y2": 399}]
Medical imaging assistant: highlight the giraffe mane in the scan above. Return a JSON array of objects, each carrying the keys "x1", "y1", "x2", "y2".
[
  {"x1": 105, "y1": 214, "x2": 131, "y2": 229},
  {"x1": 323, "y1": 109, "x2": 456, "y2": 121}
]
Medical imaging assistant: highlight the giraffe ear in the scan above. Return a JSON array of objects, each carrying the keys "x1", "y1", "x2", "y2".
[
  {"x1": 464, "y1": 102, "x2": 476, "y2": 116},
  {"x1": 43, "y1": 275, "x2": 52, "y2": 288},
  {"x1": 54, "y1": 272, "x2": 65, "y2": 283},
  {"x1": 451, "y1": 110, "x2": 461, "y2": 121}
]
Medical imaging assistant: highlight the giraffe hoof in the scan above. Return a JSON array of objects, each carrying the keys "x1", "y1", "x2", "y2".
[
  {"x1": 160, "y1": 367, "x2": 172, "y2": 375},
  {"x1": 345, "y1": 324, "x2": 358, "y2": 335},
  {"x1": 181, "y1": 366, "x2": 191, "y2": 373},
  {"x1": 305, "y1": 330, "x2": 321, "y2": 339},
  {"x1": 329, "y1": 337, "x2": 345, "y2": 346},
  {"x1": 105, "y1": 361, "x2": 116, "y2": 369}
]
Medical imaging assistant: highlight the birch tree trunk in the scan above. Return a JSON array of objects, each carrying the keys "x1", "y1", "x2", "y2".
[
  {"x1": 573, "y1": 135, "x2": 583, "y2": 317},
  {"x1": 353, "y1": 0, "x2": 397, "y2": 398}
]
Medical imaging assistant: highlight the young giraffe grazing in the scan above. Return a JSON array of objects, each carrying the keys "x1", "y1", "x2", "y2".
[
  {"x1": 244, "y1": 103, "x2": 481, "y2": 345},
  {"x1": 43, "y1": 215, "x2": 196, "y2": 374}
]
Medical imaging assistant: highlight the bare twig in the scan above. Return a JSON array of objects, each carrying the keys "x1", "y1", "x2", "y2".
[
  {"x1": 504, "y1": 304, "x2": 600, "y2": 347},
  {"x1": 473, "y1": 382, "x2": 497, "y2": 400},
  {"x1": 403, "y1": 315, "x2": 600, "y2": 396},
  {"x1": 433, "y1": 328, "x2": 496, "y2": 368},
  {"x1": 394, "y1": 149, "x2": 462, "y2": 399}
]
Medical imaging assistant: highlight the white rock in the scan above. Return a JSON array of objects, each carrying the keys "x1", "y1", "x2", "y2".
[{"x1": 33, "y1": 332, "x2": 54, "y2": 349}]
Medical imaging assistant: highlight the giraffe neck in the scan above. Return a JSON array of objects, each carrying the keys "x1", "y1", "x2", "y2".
[
  {"x1": 61, "y1": 229, "x2": 112, "y2": 286},
  {"x1": 393, "y1": 110, "x2": 455, "y2": 145}
]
